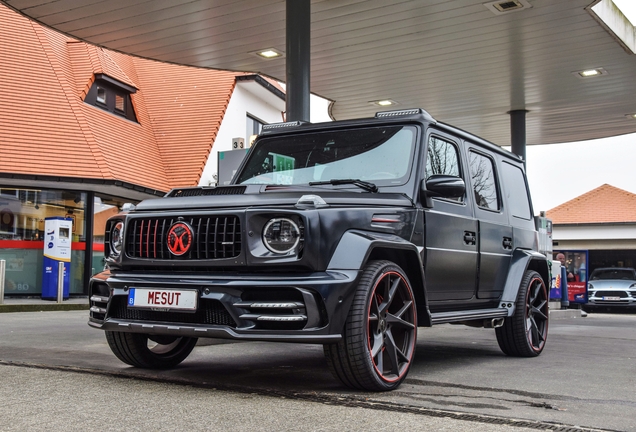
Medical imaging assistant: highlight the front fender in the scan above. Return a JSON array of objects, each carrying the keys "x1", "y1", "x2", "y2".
[{"x1": 327, "y1": 229, "x2": 431, "y2": 326}]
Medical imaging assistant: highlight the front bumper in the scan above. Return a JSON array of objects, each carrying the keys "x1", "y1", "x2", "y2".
[
  {"x1": 586, "y1": 293, "x2": 636, "y2": 308},
  {"x1": 88, "y1": 269, "x2": 360, "y2": 343}
]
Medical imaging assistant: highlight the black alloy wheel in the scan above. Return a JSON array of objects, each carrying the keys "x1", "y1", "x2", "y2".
[
  {"x1": 496, "y1": 270, "x2": 549, "y2": 357},
  {"x1": 324, "y1": 260, "x2": 417, "y2": 391}
]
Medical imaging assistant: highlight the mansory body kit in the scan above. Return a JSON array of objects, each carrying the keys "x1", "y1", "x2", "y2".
[{"x1": 89, "y1": 109, "x2": 550, "y2": 391}]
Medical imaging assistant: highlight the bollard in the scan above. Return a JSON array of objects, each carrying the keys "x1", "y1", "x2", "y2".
[
  {"x1": 561, "y1": 266, "x2": 570, "y2": 309},
  {"x1": 57, "y1": 261, "x2": 64, "y2": 304},
  {"x1": 0, "y1": 259, "x2": 5, "y2": 305}
]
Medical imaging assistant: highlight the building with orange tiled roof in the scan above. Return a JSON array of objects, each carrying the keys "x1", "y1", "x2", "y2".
[
  {"x1": 547, "y1": 184, "x2": 636, "y2": 285},
  {"x1": 0, "y1": 3, "x2": 287, "y2": 298}
]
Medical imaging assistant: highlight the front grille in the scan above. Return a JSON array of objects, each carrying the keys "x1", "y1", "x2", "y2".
[
  {"x1": 599, "y1": 291, "x2": 628, "y2": 298},
  {"x1": 126, "y1": 215, "x2": 241, "y2": 260},
  {"x1": 108, "y1": 296, "x2": 237, "y2": 327}
]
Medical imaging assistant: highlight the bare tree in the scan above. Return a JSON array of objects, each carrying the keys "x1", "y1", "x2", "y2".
[
  {"x1": 426, "y1": 137, "x2": 459, "y2": 178},
  {"x1": 469, "y1": 152, "x2": 497, "y2": 209}
]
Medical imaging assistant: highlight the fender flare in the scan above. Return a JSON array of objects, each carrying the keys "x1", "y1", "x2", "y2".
[
  {"x1": 327, "y1": 229, "x2": 431, "y2": 326},
  {"x1": 500, "y1": 249, "x2": 550, "y2": 316}
]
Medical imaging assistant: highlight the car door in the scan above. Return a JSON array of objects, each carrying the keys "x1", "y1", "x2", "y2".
[
  {"x1": 466, "y1": 148, "x2": 512, "y2": 300},
  {"x1": 423, "y1": 132, "x2": 478, "y2": 302}
]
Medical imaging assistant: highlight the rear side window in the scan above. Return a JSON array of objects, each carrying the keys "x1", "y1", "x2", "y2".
[
  {"x1": 501, "y1": 161, "x2": 532, "y2": 220},
  {"x1": 468, "y1": 151, "x2": 499, "y2": 210}
]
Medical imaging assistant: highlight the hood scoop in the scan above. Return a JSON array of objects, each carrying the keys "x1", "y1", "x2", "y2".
[{"x1": 167, "y1": 186, "x2": 247, "y2": 197}]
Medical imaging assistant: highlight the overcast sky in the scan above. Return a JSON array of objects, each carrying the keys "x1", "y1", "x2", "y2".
[{"x1": 523, "y1": 133, "x2": 636, "y2": 213}]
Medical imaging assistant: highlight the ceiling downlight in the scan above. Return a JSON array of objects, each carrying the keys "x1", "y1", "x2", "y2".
[
  {"x1": 571, "y1": 67, "x2": 609, "y2": 79},
  {"x1": 484, "y1": 0, "x2": 532, "y2": 15},
  {"x1": 251, "y1": 48, "x2": 284, "y2": 60}
]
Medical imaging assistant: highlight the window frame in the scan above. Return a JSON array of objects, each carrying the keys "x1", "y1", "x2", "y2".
[
  {"x1": 424, "y1": 134, "x2": 465, "y2": 204},
  {"x1": 246, "y1": 114, "x2": 265, "y2": 142},
  {"x1": 501, "y1": 160, "x2": 533, "y2": 220},
  {"x1": 467, "y1": 149, "x2": 501, "y2": 212},
  {"x1": 84, "y1": 75, "x2": 137, "y2": 122}
]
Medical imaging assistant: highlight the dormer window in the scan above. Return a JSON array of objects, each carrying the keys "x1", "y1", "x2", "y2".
[
  {"x1": 96, "y1": 86, "x2": 107, "y2": 104},
  {"x1": 85, "y1": 74, "x2": 137, "y2": 122}
]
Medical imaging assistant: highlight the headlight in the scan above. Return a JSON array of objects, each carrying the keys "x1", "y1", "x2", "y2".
[
  {"x1": 110, "y1": 221, "x2": 124, "y2": 257},
  {"x1": 587, "y1": 283, "x2": 594, "y2": 290},
  {"x1": 262, "y1": 218, "x2": 301, "y2": 254}
]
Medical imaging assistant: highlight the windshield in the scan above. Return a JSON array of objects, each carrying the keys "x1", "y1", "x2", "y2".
[
  {"x1": 235, "y1": 125, "x2": 417, "y2": 187},
  {"x1": 590, "y1": 269, "x2": 636, "y2": 280}
]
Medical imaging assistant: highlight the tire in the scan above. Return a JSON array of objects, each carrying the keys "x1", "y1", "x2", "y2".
[
  {"x1": 496, "y1": 270, "x2": 549, "y2": 357},
  {"x1": 105, "y1": 331, "x2": 198, "y2": 369},
  {"x1": 324, "y1": 260, "x2": 417, "y2": 391}
]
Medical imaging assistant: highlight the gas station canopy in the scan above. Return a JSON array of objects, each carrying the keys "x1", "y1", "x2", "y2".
[{"x1": 3, "y1": 0, "x2": 636, "y2": 146}]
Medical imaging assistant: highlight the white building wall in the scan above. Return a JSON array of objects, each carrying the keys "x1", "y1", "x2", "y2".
[
  {"x1": 552, "y1": 223, "x2": 636, "y2": 250},
  {"x1": 199, "y1": 83, "x2": 284, "y2": 186},
  {"x1": 553, "y1": 224, "x2": 636, "y2": 240}
]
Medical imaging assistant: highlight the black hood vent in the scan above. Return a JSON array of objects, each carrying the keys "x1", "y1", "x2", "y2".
[{"x1": 168, "y1": 186, "x2": 247, "y2": 197}]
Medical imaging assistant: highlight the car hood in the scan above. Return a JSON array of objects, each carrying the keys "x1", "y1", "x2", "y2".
[
  {"x1": 134, "y1": 187, "x2": 414, "y2": 212},
  {"x1": 588, "y1": 280, "x2": 636, "y2": 290}
]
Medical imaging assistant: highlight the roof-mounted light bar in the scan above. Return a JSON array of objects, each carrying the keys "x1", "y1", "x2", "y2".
[
  {"x1": 261, "y1": 120, "x2": 310, "y2": 131},
  {"x1": 375, "y1": 108, "x2": 432, "y2": 118}
]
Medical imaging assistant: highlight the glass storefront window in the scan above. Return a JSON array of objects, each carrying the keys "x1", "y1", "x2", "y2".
[
  {"x1": 553, "y1": 250, "x2": 588, "y2": 304},
  {"x1": 0, "y1": 188, "x2": 87, "y2": 295}
]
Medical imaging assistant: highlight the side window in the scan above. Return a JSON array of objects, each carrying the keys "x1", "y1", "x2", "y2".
[
  {"x1": 426, "y1": 136, "x2": 463, "y2": 202},
  {"x1": 426, "y1": 136, "x2": 460, "y2": 178},
  {"x1": 501, "y1": 161, "x2": 532, "y2": 219},
  {"x1": 468, "y1": 151, "x2": 499, "y2": 210}
]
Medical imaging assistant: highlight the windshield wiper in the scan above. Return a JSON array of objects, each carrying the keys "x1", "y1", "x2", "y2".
[{"x1": 309, "y1": 178, "x2": 378, "y2": 193}]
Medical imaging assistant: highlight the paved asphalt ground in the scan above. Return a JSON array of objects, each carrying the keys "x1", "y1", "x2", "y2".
[{"x1": 0, "y1": 309, "x2": 634, "y2": 431}]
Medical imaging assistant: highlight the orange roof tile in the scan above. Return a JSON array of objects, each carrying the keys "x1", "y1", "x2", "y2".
[
  {"x1": 132, "y1": 58, "x2": 237, "y2": 187},
  {"x1": 546, "y1": 184, "x2": 636, "y2": 224},
  {"x1": 0, "y1": 3, "x2": 257, "y2": 194},
  {"x1": 0, "y1": 9, "x2": 102, "y2": 180}
]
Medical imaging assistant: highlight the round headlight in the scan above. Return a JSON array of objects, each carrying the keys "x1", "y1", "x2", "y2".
[
  {"x1": 110, "y1": 221, "x2": 124, "y2": 257},
  {"x1": 262, "y1": 218, "x2": 301, "y2": 254}
]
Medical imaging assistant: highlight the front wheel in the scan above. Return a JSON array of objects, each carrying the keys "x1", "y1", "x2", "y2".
[
  {"x1": 324, "y1": 260, "x2": 417, "y2": 391},
  {"x1": 105, "y1": 331, "x2": 197, "y2": 369},
  {"x1": 496, "y1": 270, "x2": 549, "y2": 357}
]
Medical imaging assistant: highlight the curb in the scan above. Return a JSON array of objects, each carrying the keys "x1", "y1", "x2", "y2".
[
  {"x1": 549, "y1": 308, "x2": 585, "y2": 319},
  {"x1": 0, "y1": 303, "x2": 89, "y2": 313}
]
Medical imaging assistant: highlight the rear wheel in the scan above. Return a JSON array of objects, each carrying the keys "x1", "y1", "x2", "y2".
[
  {"x1": 496, "y1": 270, "x2": 549, "y2": 357},
  {"x1": 105, "y1": 331, "x2": 197, "y2": 368},
  {"x1": 324, "y1": 260, "x2": 417, "y2": 391}
]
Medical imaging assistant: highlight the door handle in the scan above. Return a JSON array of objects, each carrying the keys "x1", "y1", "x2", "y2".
[
  {"x1": 502, "y1": 237, "x2": 513, "y2": 250},
  {"x1": 463, "y1": 231, "x2": 476, "y2": 245}
]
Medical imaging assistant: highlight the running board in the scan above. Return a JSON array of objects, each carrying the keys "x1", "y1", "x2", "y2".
[{"x1": 430, "y1": 308, "x2": 509, "y2": 325}]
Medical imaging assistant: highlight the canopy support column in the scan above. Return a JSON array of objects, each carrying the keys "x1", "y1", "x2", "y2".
[
  {"x1": 286, "y1": 0, "x2": 311, "y2": 122},
  {"x1": 510, "y1": 109, "x2": 528, "y2": 164}
]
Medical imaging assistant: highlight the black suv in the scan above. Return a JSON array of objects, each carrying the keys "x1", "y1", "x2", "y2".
[{"x1": 89, "y1": 108, "x2": 550, "y2": 391}]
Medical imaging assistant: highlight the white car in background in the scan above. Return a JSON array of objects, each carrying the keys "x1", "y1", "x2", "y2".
[{"x1": 586, "y1": 267, "x2": 636, "y2": 309}]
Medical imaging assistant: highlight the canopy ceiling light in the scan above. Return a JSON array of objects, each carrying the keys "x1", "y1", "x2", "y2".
[
  {"x1": 572, "y1": 67, "x2": 608, "y2": 78},
  {"x1": 370, "y1": 99, "x2": 398, "y2": 107},
  {"x1": 252, "y1": 48, "x2": 284, "y2": 59}
]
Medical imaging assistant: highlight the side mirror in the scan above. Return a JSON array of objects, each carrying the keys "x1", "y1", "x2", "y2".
[{"x1": 421, "y1": 175, "x2": 465, "y2": 204}]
